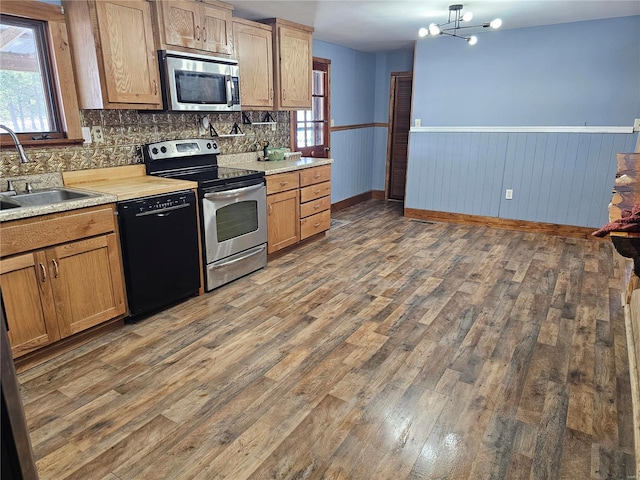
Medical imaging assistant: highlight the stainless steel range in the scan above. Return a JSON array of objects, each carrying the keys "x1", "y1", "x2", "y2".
[{"x1": 144, "y1": 139, "x2": 267, "y2": 291}]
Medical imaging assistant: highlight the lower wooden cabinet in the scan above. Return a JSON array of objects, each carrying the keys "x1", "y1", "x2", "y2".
[
  {"x1": 0, "y1": 205, "x2": 126, "y2": 359},
  {"x1": 266, "y1": 164, "x2": 331, "y2": 254}
]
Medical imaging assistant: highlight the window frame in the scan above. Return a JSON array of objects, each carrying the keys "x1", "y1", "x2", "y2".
[
  {"x1": 0, "y1": 1, "x2": 82, "y2": 148},
  {"x1": 290, "y1": 57, "x2": 331, "y2": 158}
]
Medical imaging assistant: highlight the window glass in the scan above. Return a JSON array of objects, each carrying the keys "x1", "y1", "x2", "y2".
[{"x1": 0, "y1": 16, "x2": 57, "y2": 134}]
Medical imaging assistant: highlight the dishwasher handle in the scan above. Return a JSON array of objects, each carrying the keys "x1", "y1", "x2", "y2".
[{"x1": 134, "y1": 202, "x2": 193, "y2": 217}]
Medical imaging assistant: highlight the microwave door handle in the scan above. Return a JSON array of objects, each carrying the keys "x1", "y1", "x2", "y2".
[{"x1": 225, "y1": 74, "x2": 233, "y2": 107}]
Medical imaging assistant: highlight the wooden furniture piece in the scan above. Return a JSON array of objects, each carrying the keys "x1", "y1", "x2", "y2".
[
  {"x1": 0, "y1": 205, "x2": 126, "y2": 360},
  {"x1": 262, "y1": 18, "x2": 313, "y2": 110},
  {"x1": 299, "y1": 165, "x2": 331, "y2": 240},
  {"x1": 152, "y1": 0, "x2": 234, "y2": 57},
  {"x1": 232, "y1": 18, "x2": 274, "y2": 110},
  {"x1": 266, "y1": 165, "x2": 331, "y2": 254},
  {"x1": 63, "y1": 0, "x2": 162, "y2": 109}
]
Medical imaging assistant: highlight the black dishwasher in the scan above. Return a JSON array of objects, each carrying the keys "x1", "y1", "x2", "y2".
[{"x1": 117, "y1": 190, "x2": 200, "y2": 318}]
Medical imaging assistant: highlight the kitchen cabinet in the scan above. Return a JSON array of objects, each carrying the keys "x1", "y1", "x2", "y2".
[
  {"x1": 153, "y1": 0, "x2": 234, "y2": 57},
  {"x1": 299, "y1": 165, "x2": 331, "y2": 240},
  {"x1": 267, "y1": 172, "x2": 299, "y2": 254},
  {"x1": 233, "y1": 18, "x2": 274, "y2": 110},
  {"x1": 266, "y1": 165, "x2": 331, "y2": 254},
  {"x1": 0, "y1": 205, "x2": 126, "y2": 359},
  {"x1": 64, "y1": 0, "x2": 162, "y2": 109},
  {"x1": 263, "y1": 18, "x2": 314, "y2": 110}
]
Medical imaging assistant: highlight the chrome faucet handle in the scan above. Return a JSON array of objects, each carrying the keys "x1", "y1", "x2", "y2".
[
  {"x1": 7, "y1": 180, "x2": 16, "y2": 193},
  {"x1": 25, "y1": 181, "x2": 40, "y2": 193}
]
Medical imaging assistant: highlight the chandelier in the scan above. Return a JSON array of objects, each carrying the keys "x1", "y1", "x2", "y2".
[{"x1": 418, "y1": 4, "x2": 502, "y2": 45}]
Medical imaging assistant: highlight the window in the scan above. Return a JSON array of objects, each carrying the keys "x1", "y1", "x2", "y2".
[
  {"x1": 0, "y1": 16, "x2": 59, "y2": 135},
  {"x1": 291, "y1": 58, "x2": 330, "y2": 158},
  {"x1": 0, "y1": 2, "x2": 81, "y2": 146}
]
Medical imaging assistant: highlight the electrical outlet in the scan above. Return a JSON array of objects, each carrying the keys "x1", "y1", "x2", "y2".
[
  {"x1": 415, "y1": 118, "x2": 421, "y2": 127},
  {"x1": 81, "y1": 126, "x2": 92, "y2": 144},
  {"x1": 91, "y1": 126, "x2": 104, "y2": 144},
  {"x1": 634, "y1": 118, "x2": 640, "y2": 132},
  {"x1": 330, "y1": 119, "x2": 335, "y2": 127},
  {"x1": 271, "y1": 123, "x2": 276, "y2": 131},
  {"x1": 505, "y1": 189, "x2": 513, "y2": 200}
]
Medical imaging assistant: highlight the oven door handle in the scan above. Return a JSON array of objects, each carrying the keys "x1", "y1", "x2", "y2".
[
  {"x1": 210, "y1": 245, "x2": 266, "y2": 269},
  {"x1": 204, "y1": 183, "x2": 263, "y2": 199}
]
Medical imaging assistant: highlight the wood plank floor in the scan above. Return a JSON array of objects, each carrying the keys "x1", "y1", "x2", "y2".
[{"x1": 17, "y1": 199, "x2": 636, "y2": 479}]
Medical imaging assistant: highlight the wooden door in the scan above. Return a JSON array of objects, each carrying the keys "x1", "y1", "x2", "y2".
[
  {"x1": 267, "y1": 190, "x2": 300, "y2": 254},
  {"x1": 233, "y1": 20, "x2": 273, "y2": 109},
  {"x1": 278, "y1": 25, "x2": 312, "y2": 109},
  {"x1": 387, "y1": 72, "x2": 413, "y2": 201},
  {"x1": 0, "y1": 252, "x2": 60, "y2": 357},
  {"x1": 49, "y1": 234, "x2": 126, "y2": 338},
  {"x1": 201, "y1": 3, "x2": 233, "y2": 55},
  {"x1": 95, "y1": 0, "x2": 161, "y2": 106},
  {"x1": 159, "y1": 0, "x2": 200, "y2": 50}
]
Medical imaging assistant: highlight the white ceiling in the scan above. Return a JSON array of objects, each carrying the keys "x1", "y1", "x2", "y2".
[{"x1": 224, "y1": 0, "x2": 640, "y2": 52}]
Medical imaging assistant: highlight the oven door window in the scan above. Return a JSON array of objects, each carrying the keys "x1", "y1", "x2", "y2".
[
  {"x1": 216, "y1": 201, "x2": 258, "y2": 242},
  {"x1": 176, "y1": 70, "x2": 227, "y2": 105}
]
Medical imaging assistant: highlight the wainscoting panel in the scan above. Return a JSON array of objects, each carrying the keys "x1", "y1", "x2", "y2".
[
  {"x1": 406, "y1": 131, "x2": 638, "y2": 228},
  {"x1": 330, "y1": 128, "x2": 376, "y2": 203}
]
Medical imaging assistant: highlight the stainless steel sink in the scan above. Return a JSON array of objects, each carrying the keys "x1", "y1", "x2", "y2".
[
  {"x1": 0, "y1": 198, "x2": 21, "y2": 210},
  {"x1": 4, "y1": 187, "x2": 96, "y2": 208}
]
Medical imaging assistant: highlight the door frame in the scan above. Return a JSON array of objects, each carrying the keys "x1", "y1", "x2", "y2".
[{"x1": 385, "y1": 71, "x2": 413, "y2": 201}]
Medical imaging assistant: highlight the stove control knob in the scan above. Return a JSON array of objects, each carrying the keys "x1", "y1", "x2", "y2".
[
  {"x1": 212, "y1": 142, "x2": 218, "y2": 150},
  {"x1": 160, "y1": 146, "x2": 167, "y2": 154},
  {"x1": 206, "y1": 142, "x2": 212, "y2": 149},
  {"x1": 152, "y1": 147, "x2": 158, "y2": 155}
]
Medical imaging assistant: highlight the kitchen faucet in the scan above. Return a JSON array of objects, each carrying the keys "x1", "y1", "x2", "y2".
[{"x1": 0, "y1": 124, "x2": 30, "y2": 163}]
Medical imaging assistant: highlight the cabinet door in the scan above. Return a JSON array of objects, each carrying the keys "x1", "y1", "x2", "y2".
[
  {"x1": 201, "y1": 3, "x2": 233, "y2": 55},
  {"x1": 159, "y1": 0, "x2": 201, "y2": 50},
  {"x1": 95, "y1": 0, "x2": 162, "y2": 106},
  {"x1": 277, "y1": 25, "x2": 312, "y2": 109},
  {"x1": 233, "y1": 21, "x2": 273, "y2": 109},
  {"x1": 0, "y1": 252, "x2": 60, "y2": 358},
  {"x1": 267, "y1": 190, "x2": 300, "y2": 254},
  {"x1": 49, "y1": 234, "x2": 126, "y2": 338}
]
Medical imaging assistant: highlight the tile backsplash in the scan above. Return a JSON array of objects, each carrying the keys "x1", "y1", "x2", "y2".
[{"x1": 0, "y1": 109, "x2": 290, "y2": 177}]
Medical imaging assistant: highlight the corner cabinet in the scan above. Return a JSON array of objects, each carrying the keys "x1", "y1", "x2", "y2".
[
  {"x1": 233, "y1": 18, "x2": 274, "y2": 110},
  {"x1": 266, "y1": 165, "x2": 331, "y2": 254},
  {"x1": 0, "y1": 205, "x2": 126, "y2": 359},
  {"x1": 263, "y1": 18, "x2": 314, "y2": 110},
  {"x1": 64, "y1": 0, "x2": 162, "y2": 109},
  {"x1": 152, "y1": 0, "x2": 234, "y2": 57}
]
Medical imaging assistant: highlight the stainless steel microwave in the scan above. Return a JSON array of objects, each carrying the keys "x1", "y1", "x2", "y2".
[{"x1": 158, "y1": 50, "x2": 241, "y2": 112}]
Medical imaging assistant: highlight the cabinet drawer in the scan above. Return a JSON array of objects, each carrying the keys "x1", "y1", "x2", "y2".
[
  {"x1": 300, "y1": 196, "x2": 331, "y2": 219},
  {"x1": 266, "y1": 172, "x2": 299, "y2": 195},
  {"x1": 300, "y1": 210, "x2": 330, "y2": 240},
  {"x1": 300, "y1": 165, "x2": 331, "y2": 187},
  {"x1": 300, "y1": 181, "x2": 331, "y2": 203},
  {"x1": 1, "y1": 205, "x2": 116, "y2": 258}
]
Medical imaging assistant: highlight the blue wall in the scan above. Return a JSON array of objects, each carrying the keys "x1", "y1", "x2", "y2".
[
  {"x1": 313, "y1": 40, "x2": 414, "y2": 201},
  {"x1": 407, "y1": 16, "x2": 640, "y2": 228}
]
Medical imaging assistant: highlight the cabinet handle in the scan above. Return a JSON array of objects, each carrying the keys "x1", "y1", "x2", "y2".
[
  {"x1": 313, "y1": 174, "x2": 320, "y2": 179},
  {"x1": 268, "y1": 203, "x2": 273, "y2": 215},
  {"x1": 282, "y1": 89, "x2": 286, "y2": 101},
  {"x1": 313, "y1": 189, "x2": 321, "y2": 194},
  {"x1": 153, "y1": 79, "x2": 158, "y2": 95},
  {"x1": 270, "y1": 89, "x2": 273, "y2": 100},
  {"x1": 39, "y1": 262, "x2": 46, "y2": 283},
  {"x1": 196, "y1": 25, "x2": 201, "y2": 41},
  {"x1": 202, "y1": 27, "x2": 207, "y2": 42},
  {"x1": 313, "y1": 204, "x2": 320, "y2": 210},
  {"x1": 314, "y1": 222, "x2": 320, "y2": 228},
  {"x1": 279, "y1": 181, "x2": 288, "y2": 186},
  {"x1": 52, "y1": 259, "x2": 59, "y2": 278}
]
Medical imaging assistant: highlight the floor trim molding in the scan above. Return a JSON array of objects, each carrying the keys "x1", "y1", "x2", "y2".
[
  {"x1": 332, "y1": 191, "x2": 373, "y2": 212},
  {"x1": 404, "y1": 207, "x2": 602, "y2": 240}
]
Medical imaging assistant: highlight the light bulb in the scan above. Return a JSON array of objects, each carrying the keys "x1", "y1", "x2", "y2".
[
  {"x1": 462, "y1": 11, "x2": 473, "y2": 22},
  {"x1": 490, "y1": 18, "x2": 502, "y2": 29},
  {"x1": 418, "y1": 27, "x2": 429, "y2": 37},
  {"x1": 467, "y1": 35, "x2": 478, "y2": 45},
  {"x1": 429, "y1": 23, "x2": 441, "y2": 35}
]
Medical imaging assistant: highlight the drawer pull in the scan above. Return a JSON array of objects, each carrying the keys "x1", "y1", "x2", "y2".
[
  {"x1": 313, "y1": 204, "x2": 320, "y2": 210},
  {"x1": 52, "y1": 259, "x2": 59, "y2": 278},
  {"x1": 313, "y1": 174, "x2": 320, "y2": 179},
  {"x1": 280, "y1": 181, "x2": 288, "y2": 186},
  {"x1": 39, "y1": 262, "x2": 47, "y2": 283},
  {"x1": 313, "y1": 189, "x2": 321, "y2": 194},
  {"x1": 268, "y1": 204, "x2": 273, "y2": 215},
  {"x1": 314, "y1": 222, "x2": 320, "y2": 228}
]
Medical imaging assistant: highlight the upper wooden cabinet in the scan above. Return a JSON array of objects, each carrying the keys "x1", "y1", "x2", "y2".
[
  {"x1": 233, "y1": 18, "x2": 273, "y2": 110},
  {"x1": 263, "y1": 18, "x2": 314, "y2": 110},
  {"x1": 63, "y1": 0, "x2": 162, "y2": 109},
  {"x1": 153, "y1": 0, "x2": 234, "y2": 57}
]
